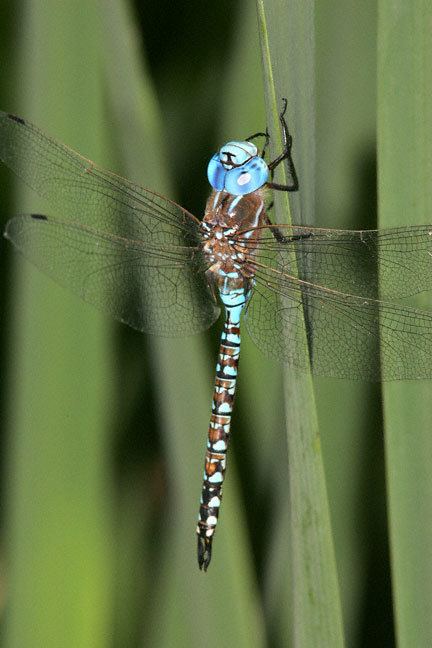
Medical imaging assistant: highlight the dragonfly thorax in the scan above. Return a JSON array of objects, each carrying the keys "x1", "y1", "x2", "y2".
[
  {"x1": 201, "y1": 223, "x2": 243, "y2": 271},
  {"x1": 207, "y1": 140, "x2": 269, "y2": 196},
  {"x1": 201, "y1": 190, "x2": 265, "y2": 285}
]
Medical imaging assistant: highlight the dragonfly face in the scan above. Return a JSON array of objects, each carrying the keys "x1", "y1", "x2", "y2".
[{"x1": 207, "y1": 140, "x2": 269, "y2": 195}]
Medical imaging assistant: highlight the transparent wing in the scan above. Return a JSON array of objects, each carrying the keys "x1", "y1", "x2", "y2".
[
  {"x1": 0, "y1": 111, "x2": 219, "y2": 334},
  {"x1": 0, "y1": 112, "x2": 201, "y2": 243},
  {"x1": 245, "y1": 259, "x2": 432, "y2": 381},
  {"x1": 5, "y1": 215, "x2": 220, "y2": 336},
  {"x1": 237, "y1": 223, "x2": 432, "y2": 299}
]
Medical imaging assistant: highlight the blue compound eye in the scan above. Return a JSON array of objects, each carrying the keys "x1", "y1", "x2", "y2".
[
  {"x1": 224, "y1": 157, "x2": 269, "y2": 195},
  {"x1": 207, "y1": 154, "x2": 226, "y2": 190}
]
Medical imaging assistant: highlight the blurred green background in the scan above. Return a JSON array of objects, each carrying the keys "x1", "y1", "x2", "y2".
[{"x1": 1, "y1": 1, "x2": 432, "y2": 647}]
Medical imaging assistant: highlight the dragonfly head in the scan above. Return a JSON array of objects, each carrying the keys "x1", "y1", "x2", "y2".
[{"x1": 207, "y1": 140, "x2": 269, "y2": 196}]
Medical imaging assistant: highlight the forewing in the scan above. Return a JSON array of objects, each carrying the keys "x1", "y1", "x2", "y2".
[
  {"x1": 0, "y1": 111, "x2": 200, "y2": 246},
  {"x1": 238, "y1": 223, "x2": 432, "y2": 299}
]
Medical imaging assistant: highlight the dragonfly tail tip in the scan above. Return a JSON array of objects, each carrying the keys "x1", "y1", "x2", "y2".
[{"x1": 197, "y1": 536, "x2": 212, "y2": 572}]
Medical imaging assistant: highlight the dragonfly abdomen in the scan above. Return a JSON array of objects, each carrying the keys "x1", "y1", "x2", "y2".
[{"x1": 196, "y1": 286, "x2": 247, "y2": 571}]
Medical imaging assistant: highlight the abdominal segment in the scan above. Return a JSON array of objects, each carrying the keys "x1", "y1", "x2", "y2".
[{"x1": 196, "y1": 312, "x2": 240, "y2": 570}]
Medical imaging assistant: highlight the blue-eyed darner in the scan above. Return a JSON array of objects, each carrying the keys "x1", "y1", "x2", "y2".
[{"x1": 2, "y1": 103, "x2": 432, "y2": 571}]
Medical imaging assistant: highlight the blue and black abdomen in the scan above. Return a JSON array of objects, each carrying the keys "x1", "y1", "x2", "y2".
[{"x1": 196, "y1": 280, "x2": 250, "y2": 571}]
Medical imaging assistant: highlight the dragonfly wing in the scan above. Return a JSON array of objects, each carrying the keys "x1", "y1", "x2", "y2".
[
  {"x1": 238, "y1": 223, "x2": 432, "y2": 299},
  {"x1": 0, "y1": 111, "x2": 201, "y2": 246},
  {"x1": 1, "y1": 112, "x2": 220, "y2": 334},
  {"x1": 5, "y1": 215, "x2": 220, "y2": 336},
  {"x1": 245, "y1": 264, "x2": 432, "y2": 381}
]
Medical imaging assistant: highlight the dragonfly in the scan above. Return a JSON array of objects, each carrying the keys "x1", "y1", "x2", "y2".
[{"x1": 2, "y1": 103, "x2": 432, "y2": 571}]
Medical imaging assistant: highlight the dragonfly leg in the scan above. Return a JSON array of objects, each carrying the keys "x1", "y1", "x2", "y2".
[
  {"x1": 273, "y1": 230, "x2": 312, "y2": 244},
  {"x1": 266, "y1": 98, "x2": 299, "y2": 192},
  {"x1": 205, "y1": 269, "x2": 218, "y2": 304},
  {"x1": 263, "y1": 212, "x2": 312, "y2": 245}
]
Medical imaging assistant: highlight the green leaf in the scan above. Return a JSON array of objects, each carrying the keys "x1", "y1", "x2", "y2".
[
  {"x1": 256, "y1": 2, "x2": 345, "y2": 646},
  {"x1": 314, "y1": 3, "x2": 380, "y2": 644},
  {"x1": 2, "y1": 4, "x2": 114, "y2": 648},
  {"x1": 378, "y1": 3, "x2": 432, "y2": 646}
]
